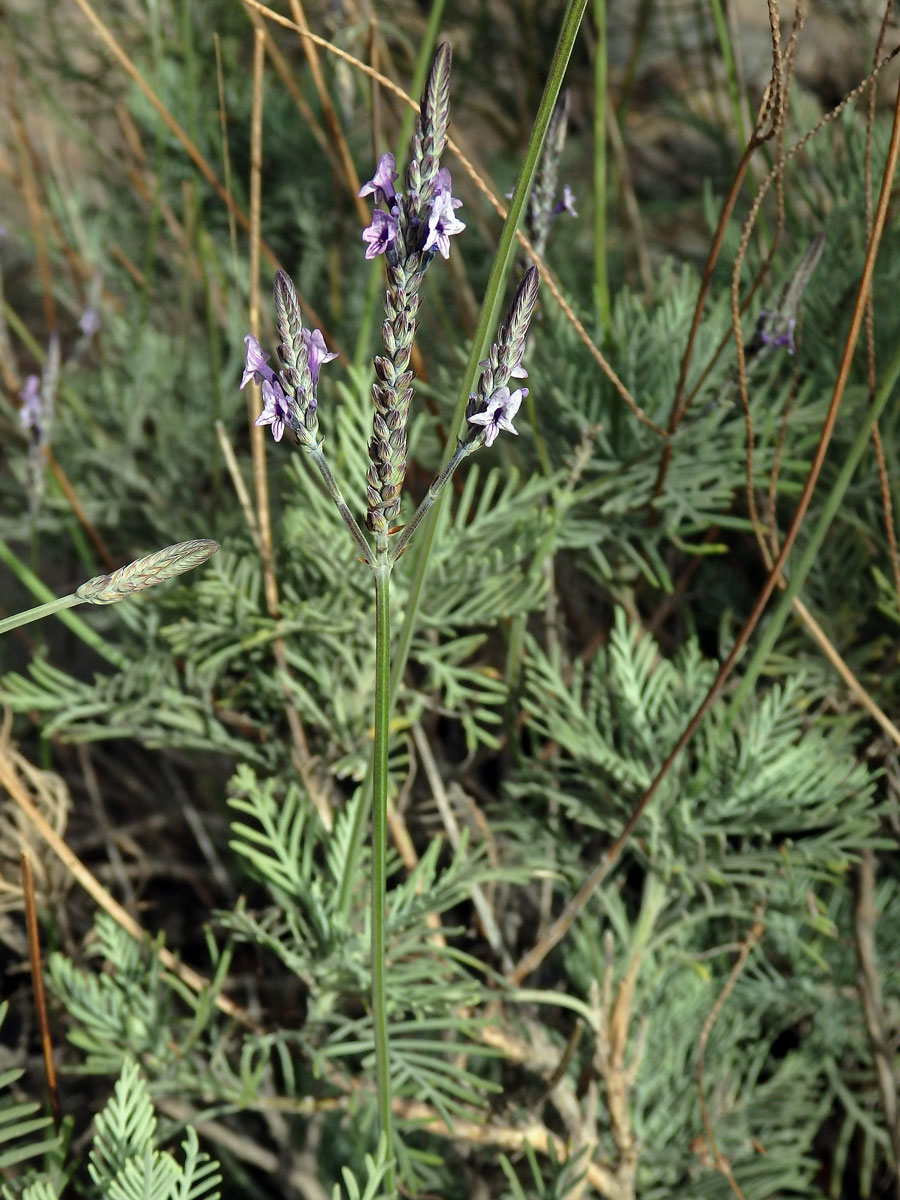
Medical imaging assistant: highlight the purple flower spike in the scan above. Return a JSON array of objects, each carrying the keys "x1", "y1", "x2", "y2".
[
  {"x1": 422, "y1": 186, "x2": 465, "y2": 259},
  {"x1": 359, "y1": 153, "x2": 399, "y2": 206},
  {"x1": 255, "y1": 378, "x2": 291, "y2": 442},
  {"x1": 241, "y1": 334, "x2": 276, "y2": 389},
  {"x1": 302, "y1": 327, "x2": 338, "y2": 385},
  {"x1": 467, "y1": 385, "x2": 526, "y2": 447},
  {"x1": 362, "y1": 208, "x2": 400, "y2": 259},
  {"x1": 19, "y1": 375, "x2": 42, "y2": 434}
]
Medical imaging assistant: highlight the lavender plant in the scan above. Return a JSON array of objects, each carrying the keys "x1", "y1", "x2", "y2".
[{"x1": 240, "y1": 44, "x2": 538, "y2": 1186}]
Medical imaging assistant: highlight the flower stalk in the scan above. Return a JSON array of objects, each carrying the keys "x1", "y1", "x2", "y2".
[
  {"x1": 0, "y1": 540, "x2": 220, "y2": 637},
  {"x1": 243, "y1": 42, "x2": 540, "y2": 1193},
  {"x1": 370, "y1": 561, "x2": 394, "y2": 1192}
]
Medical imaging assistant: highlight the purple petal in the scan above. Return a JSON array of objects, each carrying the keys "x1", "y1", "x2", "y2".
[
  {"x1": 359, "y1": 153, "x2": 399, "y2": 206},
  {"x1": 241, "y1": 334, "x2": 276, "y2": 389},
  {"x1": 362, "y1": 208, "x2": 399, "y2": 259},
  {"x1": 302, "y1": 327, "x2": 338, "y2": 385}
]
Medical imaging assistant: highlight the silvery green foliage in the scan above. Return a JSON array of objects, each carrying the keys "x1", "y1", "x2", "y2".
[
  {"x1": 332, "y1": 1136, "x2": 392, "y2": 1200},
  {"x1": 222, "y1": 765, "x2": 523, "y2": 1119},
  {"x1": 88, "y1": 1063, "x2": 221, "y2": 1200},
  {"x1": 502, "y1": 609, "x2": 882, "y2": 1197},
  {"x1": 1, "y1": 1057, "x2": 220, "y2": 1200},
  {"x1": 3, "y1": 21, "x2": 900, "y2": 1193},
  {"x1": 0, "y1": 1005, "x2": 58, "y2": 1180}
]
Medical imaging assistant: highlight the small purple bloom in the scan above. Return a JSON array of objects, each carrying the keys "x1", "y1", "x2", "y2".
[
  {"x1": 302, "y1": 327, "x2": 338, "y2": 385},
  {"x1": 362, "y1": 208, "x2": 400, "y2": 259},
  {"x1": 78, "y1": 307, "x2": 100, "y2": 338},
  {"x1": 553, "y1": 185, "x2": 578, "y2": 219},
  {"x1": 254, "y1": 378, "x2": 291, "y2": 442},
  {"x1": 359, "y1": 153, "x2": 399, "y2": 206},
  {"x1": 19, "y1": 375, "x2": 42, "y2": 434},
  {"x1": 468, "y1": 385, "x2": 526, "y2": 447},
  {"x1": 422, "y1": 187, "x2": 465, "y2": 259},
  {"x1": 759, "y1": 315, "x2": 796, "y2": 354},
  {"x1": 433, "y1": 168, "x2": 461, "y2": 205},
  {"x1": 241, "y1": 334, "x2": 276, "y2": 389}
]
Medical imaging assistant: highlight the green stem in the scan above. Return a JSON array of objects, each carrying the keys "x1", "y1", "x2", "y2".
[
  {"x1": 308, "y1": 448, "x2": 373, "y2": 566},
  {"x1": 390, "y1": 440, "x2": 475, "y2": 564},
  {"x1": 593, "y1": 0, "x2": 610, "y2": 328},
  {"x1": 724, "y1": 337, "x2": 900, "y2": 728},
  {"x1": 708, "y1": 0, "x2": 748, "y2": 146},
  {"x1": 0, "y1": 593, "x2": 81, "y2": 636},
  {"x1": 390, "y1": 0, "x2": 589, "y2": 713},
  {"x1": 0, "y1": 538, "x2": 128, "y2": 668},
  {"x1": 371, "y1": 558, "x2": 395, "y2": 1193}
]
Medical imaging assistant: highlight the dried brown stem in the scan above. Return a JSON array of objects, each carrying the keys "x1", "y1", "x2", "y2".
[{"x1": 21, "y1": 851, "x2": 60, "y2": 1127}]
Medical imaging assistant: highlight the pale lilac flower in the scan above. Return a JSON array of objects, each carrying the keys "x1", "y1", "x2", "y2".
[
  {"x1": 432, "y1": 168, "x2": 461, "y2": 207},
  {"x1": 241, "y1": 334, "x2": 276, "y2": 389},
  {"x1": 362, "y1": 208, "x2": 399, "y2": 259},
  {"x1": 302, "y1": 327, "x2": 338, "y2": 386},
  {"x1": 758, "y1": 312, "x2": 796, "y2": 354},
  {"x1": 78, "y1": 307, "x2": 100, "y2": 338},
  {"x1": 254, "y1": 378, "x2": 291, "y2": 442},
  {"x1": 553, "y1": 185, "x2": 578, "y2": 218},
  {"x1": 19, "y1": 375, "x2": 42, "y2": 435},
  {"x1": 359, "y1": 153, "x2": 399, "y2": 206},
  {"x1": 467, "y1": 385, "x2": 526, "y2": 447},
  {"x1": 422, "y1": 186, "x2": 465, "y2": 259}
]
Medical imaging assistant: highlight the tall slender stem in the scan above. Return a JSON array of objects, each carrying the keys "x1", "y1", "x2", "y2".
[
  {"x1": 0, "y1": 593, "x2": 80, "y2": 636},
  {"x1": 389, "y1": 0, "x2": 588, "y2": 717},
  {"x1": 371, "y1": 558, "x2": 395, "y2": 1192},
  {"x1": 593, "y1": 0, "x2": 610, "y2": 328}
]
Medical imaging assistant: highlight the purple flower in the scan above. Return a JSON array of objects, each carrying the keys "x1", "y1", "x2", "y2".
[
  {"x1": 241, "y1": 334, "x2": 276, "y2": 389},
  {"x1": 467, "y1": 385, "x2": 526, "y2": 447},
  {"x1": 19, "y1": 375, "x2": 42, "y2": 434},
  {"x1": 759, "y1": 314, "x2": 796, "y2": 354},
  {"x1": 422, "y1": 171, "x2": 465, "y2": 259},
  {"x1": 362, "y1": 208, "x2": 400, "y2": 259},
  {"x1": 302, "y1": 327, "x2": 338, "y2": 385},
  {"x1": 78, "y1": 307, "x2": 100, "y2": 338},
  {"x1": 423, "y1": 191, "x2": 465, "y2": 259},
  {"x1": 553, "y1": 185, "x2": 578, "y2": 219},
  {"x1": 359, "y1": 153, "x2": 399, "y2": 206},
  {"x1": 254, "y1": 378, "x2": 291, "y2": 442}
]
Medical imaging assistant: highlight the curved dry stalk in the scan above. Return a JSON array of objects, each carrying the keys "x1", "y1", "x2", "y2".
[
  {"x1": 394, "y1": 1098, "x2": 619, "y2": 1197},
  {"x1": 0, "y1": 740, "x2": 257, "y2": 1031}
]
